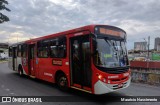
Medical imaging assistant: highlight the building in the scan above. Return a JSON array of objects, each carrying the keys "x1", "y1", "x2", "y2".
[
  {"x1": 154, "y1": 37, "x2": 160, "y2": 51},
  {"x1": 134, "y1": 42, "x2": 147, "y2": 51},
  {"x1": 157, "y1": 44, "x2": 160, "y2": 51}
]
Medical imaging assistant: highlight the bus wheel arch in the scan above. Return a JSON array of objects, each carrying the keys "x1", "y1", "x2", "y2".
[
  {"x1": 55, "y1": 70, "x2": 69, "y2": 91},
  {"x1": 18, "y1": 64, "x2": 23, "y2": 76}
]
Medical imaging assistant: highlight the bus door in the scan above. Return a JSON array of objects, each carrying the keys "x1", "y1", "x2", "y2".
[
  {"x1": 70, "y1": 35, "x2": 92, "y2": 90},
  {"x1": 12, "y1": 47, "x2": 17, "y2": 71},
  {"x1": 28, "y1": 44, "x2": 36, "y2": 76}
]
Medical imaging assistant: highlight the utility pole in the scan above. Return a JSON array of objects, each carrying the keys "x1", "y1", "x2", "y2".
[
  {"x1": 143, "y1": 38, "x2": 147, "y2": 58},
  {"x1": 147, "y1": 36, "x2": 150, "y2": 60}
]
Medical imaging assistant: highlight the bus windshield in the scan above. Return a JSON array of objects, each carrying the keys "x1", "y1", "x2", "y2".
[{"x1": 93, "y1": 37, "x2": 128, "y2": 68}]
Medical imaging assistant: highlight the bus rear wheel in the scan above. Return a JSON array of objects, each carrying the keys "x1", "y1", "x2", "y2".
[{"x1": 57, "y1": 74, "x2": 68, "y2": 91}]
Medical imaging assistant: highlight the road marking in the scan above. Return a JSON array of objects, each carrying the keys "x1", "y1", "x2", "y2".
[
  {"x1": 5, "y1": 89, "x2": 10, "y2": 91},
  {"x1": 9, "y1": 93, "x2": 15, "y2": 95}
]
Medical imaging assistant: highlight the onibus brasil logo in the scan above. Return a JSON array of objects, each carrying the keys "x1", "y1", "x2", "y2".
[{"x1": 1, "y1": 97, "x2": 42, "y2": 103}]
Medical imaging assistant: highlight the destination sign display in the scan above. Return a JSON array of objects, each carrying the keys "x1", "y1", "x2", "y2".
[
  {"x1": 99, "y1": 27, "x2": 125, "y2": 37},
  {"x1": 95, "y1": 26, "x2": 126, "y2": 39}
]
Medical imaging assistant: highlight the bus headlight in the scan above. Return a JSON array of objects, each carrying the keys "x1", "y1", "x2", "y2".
[
  {"x1": 98, "y1": 74, "x2": 106, "y2": 83},
  {"x1": 98, "y1": 75, "x2": 102, "y2": 80}
]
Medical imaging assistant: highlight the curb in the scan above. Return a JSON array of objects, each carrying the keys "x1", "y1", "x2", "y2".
[{"x1": 131, "y1": 82, "x2": 160, "y2": 87}]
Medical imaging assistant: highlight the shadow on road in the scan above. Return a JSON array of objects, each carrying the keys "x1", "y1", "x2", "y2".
[{"x1": 7, "y1": 72, "x2": 127, "y2": 103}]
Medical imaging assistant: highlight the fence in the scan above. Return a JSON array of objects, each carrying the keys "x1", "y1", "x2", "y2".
[{"x1": 130, "y1": 61, "x2": 160, "y2": 86}]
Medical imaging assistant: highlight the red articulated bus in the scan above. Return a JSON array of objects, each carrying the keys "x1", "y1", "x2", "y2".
[{"x1": 8, "y1": 24, "x2": 131, "y2": 94}]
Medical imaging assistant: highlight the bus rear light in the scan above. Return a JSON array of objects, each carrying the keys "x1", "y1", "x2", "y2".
[{"x1": 97, "y1": 74, "x2": 106, "y2": 83}]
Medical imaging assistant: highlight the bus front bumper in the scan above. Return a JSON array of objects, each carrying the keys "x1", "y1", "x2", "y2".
[{"x1": 94, "y1": 77, "x2": 131, "y2": 94}]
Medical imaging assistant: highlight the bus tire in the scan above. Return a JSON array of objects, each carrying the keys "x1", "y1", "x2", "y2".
[
  {"x1": 18, "y1": 65, "x2": 23, "y2": 77},
  {"x1": 57, "y1": 74, "x2": 68, "y2": 91}
]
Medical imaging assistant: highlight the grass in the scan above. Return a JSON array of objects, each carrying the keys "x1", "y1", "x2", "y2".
[{"x1": 0, "y1": 59, "x2": 8, "y2": 63}]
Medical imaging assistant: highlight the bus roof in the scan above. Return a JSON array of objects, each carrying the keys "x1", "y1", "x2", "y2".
[{"x1": 10, "y1": 24, "x2": 126, "y2": 46}]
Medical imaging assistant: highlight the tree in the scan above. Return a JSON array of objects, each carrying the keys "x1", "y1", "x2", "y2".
[{"x1": 0, "y1": 0, "x2": 11, "y2": 23}]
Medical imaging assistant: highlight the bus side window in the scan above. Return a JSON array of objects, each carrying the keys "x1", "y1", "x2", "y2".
[
  {"x1": 37, "y1": 40, "x2": 49, "y2": 58},
  {"x1": 50, "y1": 36, "x2": 66, "y2": 58},
  {"x1": 22, "y1": 44, "x2": 27, "y2": 57},
  {"x1": 17, "y1": 45, "x2": 22, "y2": 57}
]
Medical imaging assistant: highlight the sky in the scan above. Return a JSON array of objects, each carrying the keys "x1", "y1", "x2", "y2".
[{"x1": 0, "y1": 0, "x2": 160, "y2": 50}]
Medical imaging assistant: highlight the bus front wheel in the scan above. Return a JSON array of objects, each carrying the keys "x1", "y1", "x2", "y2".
[{"x1": 57, "y1": 74, "x2": 68, "y2": 91}]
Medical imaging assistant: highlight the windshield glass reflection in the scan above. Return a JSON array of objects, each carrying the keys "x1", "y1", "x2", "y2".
[{"x1": 93, "y1": 37, "x2": 128, "y2": 68}]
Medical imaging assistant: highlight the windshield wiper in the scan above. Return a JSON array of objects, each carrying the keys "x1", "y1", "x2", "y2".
[
  {"x1": 105, "y1": 39, "x2": 116, "y2": 51},
  {"x1": 105, "y1": 39, "x2": 119, "y2": 59}
]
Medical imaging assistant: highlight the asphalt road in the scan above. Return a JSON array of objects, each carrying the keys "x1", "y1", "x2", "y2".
[{"x1": 0, "y1": 62, "x2": 160, "y2": 105}]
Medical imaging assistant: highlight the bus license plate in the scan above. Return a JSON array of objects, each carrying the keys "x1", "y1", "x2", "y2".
[{"x1": 118, "y1": 84, "x2": 123, "y2": 88}]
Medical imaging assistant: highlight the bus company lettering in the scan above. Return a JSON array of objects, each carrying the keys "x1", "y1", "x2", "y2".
[
  {"x1": 44, "y1": 72, "x2": 53, "y2": 77},
  {"x1": 74, "y1": 32, "x2": 83, "y2": 36}
]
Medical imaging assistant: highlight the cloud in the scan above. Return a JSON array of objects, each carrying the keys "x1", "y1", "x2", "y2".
[
  {"x1": 118, "y1": 20, "x2": 160, "y2": 35},
  {"x1": 0, "y1": 0, "x2": 160, "y2": 49},
  {"x1": 49, "y1": 0, "x2": 80, "y2": 10}
]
